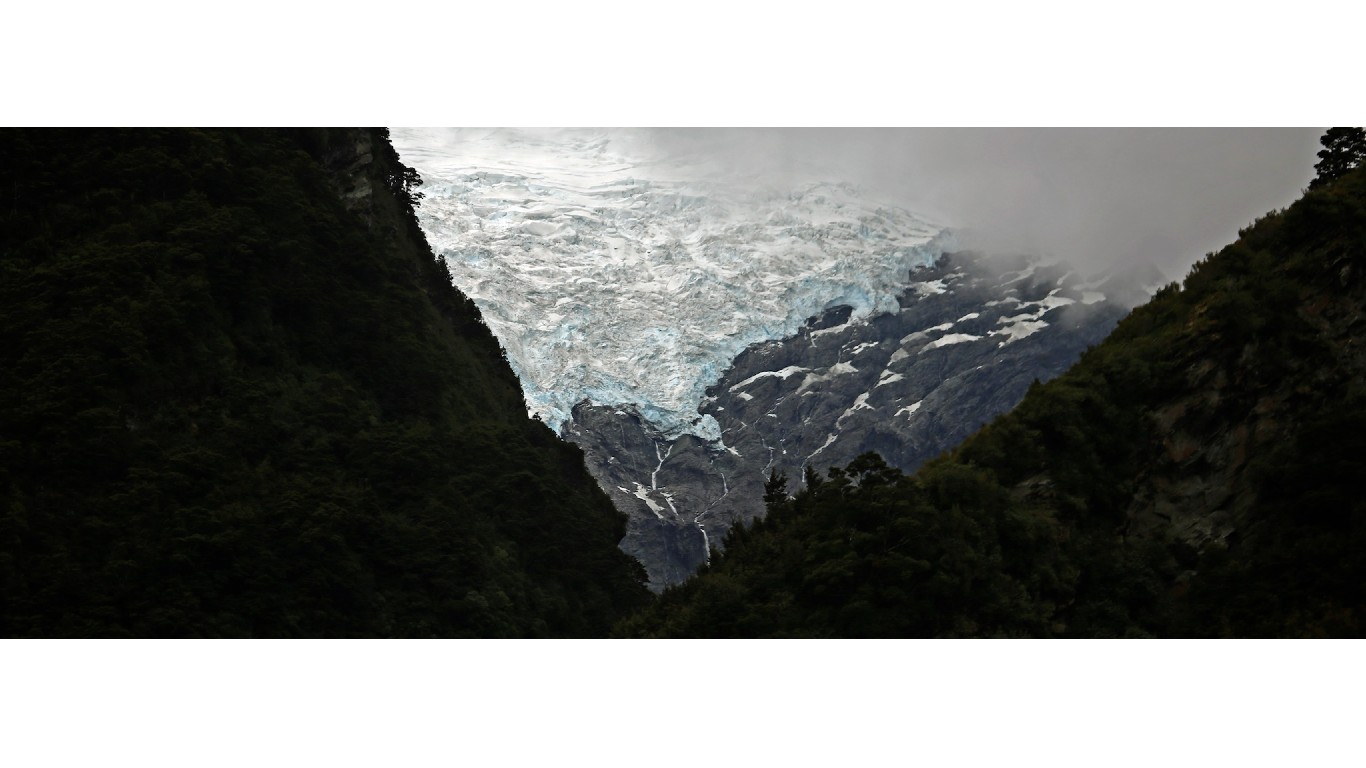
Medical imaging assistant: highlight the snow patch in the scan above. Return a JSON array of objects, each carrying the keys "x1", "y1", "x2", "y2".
[
  {"x1": 994, "y1": 318, "x2": 1050, "y2": 345},
  {"x1": 923, "y1": 333, "x2": 983, "y2": 351},
  {"x1": 895, "y1": 401, "x2": 923, "y2": 419},
  {"x1": 1036, "y1": 291, "x2": 1077, "y2": 312},
  {"x1": 730, "y1": 365, "x2": 809, "y2": 392},
  {"x1": 989, "y1": 290, "x2": 1076, "y2": 347},
  {"x1": 837, "y1": 391, "x2": 875, "y2": 427},
  {"x1": 631, "y1": 482, "x2": 666, "y2": 519},
  {"x1": 900, "y1": 323, "x2": 952, "y2": 346},
  {"x1": 912, "y1": 279, "x2": 948, "y2": 296},
  {"x1": 808, "y1": 432, "x2": 839, "y2": 462},
  {"x1": 810, "y1": 319, "x2": 853, "y2": 342},
  {"x1": 796, "y1": 361, "x2": 860, "y2": 394}
]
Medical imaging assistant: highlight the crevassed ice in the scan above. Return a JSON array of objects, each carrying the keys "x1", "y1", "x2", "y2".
[{"x1": 391, "y1": 128, "x2": 951, "y2": 442}]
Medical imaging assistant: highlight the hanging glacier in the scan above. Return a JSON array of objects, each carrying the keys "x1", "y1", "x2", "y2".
[{"x1": 390, "y1": 128, "x2": 951, "y2": 442}]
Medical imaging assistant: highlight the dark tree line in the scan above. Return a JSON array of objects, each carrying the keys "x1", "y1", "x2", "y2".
[
  {"x1": 0, "y1": 128, "x2": 649, "y2": 637},
  {"x1": 1310, "y1": 126, "x2": 1365, "y2": 189}
]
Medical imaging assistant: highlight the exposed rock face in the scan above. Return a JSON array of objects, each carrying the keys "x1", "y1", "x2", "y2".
[
  {"x1": 319, "y1": 131, "x2": 376, "y2": 213},
  {"x1": 566, "y1": 251, "x2": 1143, "y2": 590},
  {"x1": 1125, "y1": 251, "x2": 1366, "y2": 555}
]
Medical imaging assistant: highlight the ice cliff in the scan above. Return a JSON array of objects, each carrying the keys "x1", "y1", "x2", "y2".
[{"x1": 390, "y1": 128, "x2": 949, "y2": 441}]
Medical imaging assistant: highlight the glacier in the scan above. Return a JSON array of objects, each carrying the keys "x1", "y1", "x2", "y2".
[{"x1": 390, "y1": 128, "x2": 951, "y2": 442}]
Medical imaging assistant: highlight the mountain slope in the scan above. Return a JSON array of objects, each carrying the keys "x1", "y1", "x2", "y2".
[
  {"x1": 0, "y1": 128, "x2": 649, "y2": 637},
  {"x1": 568, "y1": 252, "x2": 1145, "y2": 589},
  {"x1": 617, "y1": 166, "x2": 1366, "y2": 638}
]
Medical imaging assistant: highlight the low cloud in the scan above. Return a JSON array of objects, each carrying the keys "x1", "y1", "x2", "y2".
[{"x1": 641, "y1": 127, "x2": 1322, "y2": 280}]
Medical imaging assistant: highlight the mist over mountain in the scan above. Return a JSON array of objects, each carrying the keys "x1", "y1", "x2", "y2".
[
  {"x1": 620, "y1": 155, "x2": 1366, "y2": 637},
  {"x1": 489, "y1": 128, "x2": 1320, "y2": 278}
]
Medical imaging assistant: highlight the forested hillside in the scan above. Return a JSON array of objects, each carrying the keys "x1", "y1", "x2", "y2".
[
  {"x1": 619, "y1": 157, "x2": 1366, "y2": 638},
  {"x1": 0, "y1": 128, "x2": 649, "y2": 637}
]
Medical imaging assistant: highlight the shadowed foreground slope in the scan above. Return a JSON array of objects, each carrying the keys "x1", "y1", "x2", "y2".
[
  {"x1": 619, "y1": 165, "x2": 1366, "y2": 638},
  {"x1": 0, "y1": 128, "x2": 648, "y2": 637}
]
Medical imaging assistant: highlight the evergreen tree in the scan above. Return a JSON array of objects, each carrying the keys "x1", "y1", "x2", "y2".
[
  {"x1": 763, "y1": 469, "x2": 789, "y2": 507},
  {"x1": 1309, "y1": 127, "x2": 1365, "y2": 189}
]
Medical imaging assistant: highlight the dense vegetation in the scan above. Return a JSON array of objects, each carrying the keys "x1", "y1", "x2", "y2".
[
  {"x1": 0, "y1": 128, "x2": 649, "y2": 637},
  {"x1": 619, "y1": 151, "x2": 1366, "y2": 638}
]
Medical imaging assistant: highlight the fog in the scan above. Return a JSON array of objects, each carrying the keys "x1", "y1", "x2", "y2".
[{"x1": 639, "y1": 127, "x2": 1323, "y2": 281}]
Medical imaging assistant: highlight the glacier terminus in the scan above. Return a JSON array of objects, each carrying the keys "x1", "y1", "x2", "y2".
[{"x1": 390, "y1": 128, "x2": 950, "y2": 443}]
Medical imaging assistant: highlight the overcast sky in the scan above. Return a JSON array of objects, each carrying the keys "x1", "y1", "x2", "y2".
[{"x1": 646, "y1": 128, "x2": 1324, "y2": 281}]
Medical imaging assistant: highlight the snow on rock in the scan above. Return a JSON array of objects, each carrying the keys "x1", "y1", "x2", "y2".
[
  {"x1": 901, "y1": 323, "x2": 953, "y2": 345},
  {"x1": 1036, "y1": 290, "x2": 1078, "y2": 312},
  {"x1": 994, "y1": 317, "x2": 1051, "y2": 345},
  {"x1": 991, "y1": 289, "x2": 1078, "y2": 347},
  {"x1": 924, "y1": 333, "x2": 984, "y2": 351},
  {"x1": 807, "y1": 432, "x2": 840, "y2": 463},
  {"x1": 796, "y1": 361, "x2": 860, "y2": 394},
  {"x1": 730, "y1": 365, "x2": 809, "y2": 392},
  {"x1": 631, "y1": 482, "x2": 666, "y2": 519},
  {"x1": 895, "y1": 401, "x2": 924, "y2": 419},
  {"x1": 810, "y1": 320, "x2": 854, "y2": 342},
  {"x1": 912, "y1": 279, "x2": 948, "y2": 297},
  {"x1": 836, "y1": 391, "x2": 876, "y2": 427}
]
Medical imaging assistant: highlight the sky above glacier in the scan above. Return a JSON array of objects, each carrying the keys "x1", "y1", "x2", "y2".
[{"x1": 638, "y1": 128, "x2": 1323, "y2": 281}]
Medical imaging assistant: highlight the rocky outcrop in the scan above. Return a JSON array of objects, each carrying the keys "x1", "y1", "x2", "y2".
[{"x1": 1125, "y1": 249, "x2": 1366, "y2": 555}]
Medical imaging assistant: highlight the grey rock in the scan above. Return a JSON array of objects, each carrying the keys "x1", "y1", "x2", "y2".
[{"x1": 567, "y1": 251, "x2": 1137, "y2": 590}]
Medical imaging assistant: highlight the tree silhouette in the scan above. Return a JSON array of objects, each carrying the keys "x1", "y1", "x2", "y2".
[
  {"x1": 763, "y1": 469, "x2": 789, "y2": 507},
  {"x1": 1310, "y1": 127, "x2": 1365, "y2": 189}
]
